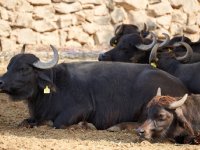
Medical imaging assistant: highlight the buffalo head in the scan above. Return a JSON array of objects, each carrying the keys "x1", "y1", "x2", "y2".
[
  {"x1": 110, "y1": 23, "x2": 149, "y2": 47},
  {"x1": 99, "y1": 32, "x2": 170, "y2": 63},
  {"x1": 99, "y1": 32, "x2": 158, "y2": 63},
  {"x1": 0, "y1": 45, "x2": 59, "y2": 100},
  {"x1": 137, "y1": 88, "x2": 194, "y2": 143}
]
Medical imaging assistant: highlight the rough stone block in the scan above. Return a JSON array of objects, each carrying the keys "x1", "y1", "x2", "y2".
[
  {"x1": 65, "y1": 40, "x2": 82, "y2": 48},
  {"x1": 94, "y1": 30, "x2": 113, "y2": 45},
  {"x1": 184, "y1": 25, "x2": 199, "y2": 34},
  {"x1": 82, "y1": 23, "x2": 97, "y2": 34},
  {"x1": 114, "y1": 0, "x2": 148, "y2": 10},
  {"x1": 14, "y1": 12, "x2": 33, "y2": 28},
  {"x1": 54, "y1": 2, "x2": 82, "y2": 14},
  {"x1": 68, "y1": 27, "x2": 90, "y2": 44},
  {"x1": 14, "y1": 28, "x2": 37, "y2": 44},
  {"x1": 156, "y1": 15, "x2": 172, "y2": 29},
  {"x1": 0, "y1": 20, "x2": 11, "y2": 37},
  {"x1": 171, "y1": 10, "x2": 187, "y2": 24},
  {"x1": 170, "y1": 23, "x2": 183, "y2": 36},
  {"x1": 94, "y1": 5, "x2": 109, "y2": 16},
  {"x1": 0, "y1": 38, "x2": 16, "y2": 52},
  {"x1": 111, "y1": 7, "x2": 127, "y2": 23},
  {"x1": 27, "y1": 0, "x2": 51, "y2": 5},
  {"x1": 148, "y1": 1, "x2": 173, "y2": 16},
  {"x1": 128, "y1": 10, "x2": 148, "y2": 27},
  {"x1": 40, "y1": 31, "x2": 60, "y2": 46},
  {"x1": 33, "y1": 6, "x2": 55, "y2": 20},
  {"x1": 32, "y1": 19, "x2": 57, "y2": 32}
]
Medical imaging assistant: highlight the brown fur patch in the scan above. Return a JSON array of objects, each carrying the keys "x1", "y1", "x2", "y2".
[{"x1": 147, "y1": 96, "x2": 177, "y2": 108}]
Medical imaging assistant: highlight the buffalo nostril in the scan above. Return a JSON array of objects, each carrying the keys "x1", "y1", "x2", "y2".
[
  {"x1": 0, "y1": 80, "x2": 4, "y2": 88},
  {"x1": 136, "y1": 128, "x2": 145, "y2": 136}
]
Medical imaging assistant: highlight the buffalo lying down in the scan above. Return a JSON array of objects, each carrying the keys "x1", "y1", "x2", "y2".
[
  {"x1": 137, "y1": 88, "x2": 200, "y2": 144},
  {"x1": 0, "y1": 45, "x2": 187, "y2": 129}
]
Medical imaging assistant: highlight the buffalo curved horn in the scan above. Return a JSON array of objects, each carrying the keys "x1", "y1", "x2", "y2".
[
  {"x1": 136, "y1": 32, "x2": 157, "y2": 51},
  {"x1": 33, "y1": 45, "x2": 59, "y2": 69},
  {"x1": 149, "y1": 43, "x2": 160, "y2": 64},
  {"x1": 115, "y1": 24, "x2": 124, "y2": 36},
  {"x1": 159, "y1": 33, "x2": 170, "y2": 48},
  {"x1": 140, "y1": 23, "x2": 149, "y2": 39},
  {"x1": 181, "y1": 35, "x2": 185, "y2": 42},
  {"x1": 175, "y1": 42, "x2": 193, "y2": 62},
  {"x1": 156, "y1": 87, "x2": 161, "y2": 96},
  {"x1": 21, "y1": 44, "x2": 26, "y2": 53},
  {"x1": 168, "y1": 94, "x2": 188, "y2": 109},
  {"x1": 172, "y1": 35, "x2": 185, "y2": 47},
  {"x1": 142, "y1": 23, "x2": 148, "y2": 32}
]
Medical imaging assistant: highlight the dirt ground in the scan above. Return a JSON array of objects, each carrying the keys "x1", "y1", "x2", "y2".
[
  {"x1": 0, "y1": 63, "x2": 199, "y2": 150},
  {"x1": 0, "y1": 91, "x2": 199, "y2": 149}
]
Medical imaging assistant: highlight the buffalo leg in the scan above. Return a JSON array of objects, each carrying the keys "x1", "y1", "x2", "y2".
[
  {"x1": 53, "y1": 107, "x2": 89, "y2": 129},
  {"x1": 18, "y1": 118, "x2": 38, "y2": 128},
  {"x1": 107, "y1": 122, "x2": 141, "y2": 132},
  {"x1": 18, "y1": 118, "x2": 50, "y2": 128}
]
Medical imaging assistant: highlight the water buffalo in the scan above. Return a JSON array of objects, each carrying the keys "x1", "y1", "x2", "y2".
[
  {"x1": 0, "y1": 45, "x2": 187, "y2": 129},
  {"x1": 149, "y1": 42, "x2": 200, "y2": 93},
  {"x1": 99, "y1": 32, "x2": 169, "y2": 63},
  {"x1": 101, "y1": 32, "x2": 200, "y2": 64},
  {"x1": 137, "y1": 88, "x2": 200, "y2": 144},
  {"x1": 110, "y1": 23, "x2": 149, "y2": 47}
]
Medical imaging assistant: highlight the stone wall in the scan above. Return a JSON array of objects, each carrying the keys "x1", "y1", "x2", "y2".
[{"x1": 0, "y1": 0, "x2": 200, "y2": 56}]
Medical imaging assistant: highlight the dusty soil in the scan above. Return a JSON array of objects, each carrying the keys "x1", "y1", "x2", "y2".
[
  {"x1": 0, "y1": 92, "x2": 199, "y2": 149},
  {"x1": 0, "y1": 62, "x2": 199, "y2": 150}
]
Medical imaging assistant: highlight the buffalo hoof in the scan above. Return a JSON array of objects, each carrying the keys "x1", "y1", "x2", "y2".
[
  {"x1": 78, "y1": 122, "x2": 97, "y2": 130},
  {"x1": 107, "y1": 122, "x2": 140, "y2": 132},
  {"x1": 107, "y1": 126, "x2": 121, "y2": 132},
  {"x1": 66, "y1": 122, "x2": 97, "y2": 130},
  {"x1": 18, "y1": 119, "x2": 37, "y2": 128}
]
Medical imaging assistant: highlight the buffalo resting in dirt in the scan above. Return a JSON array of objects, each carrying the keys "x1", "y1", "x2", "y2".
[
  {"x1": 137, "y1": 88, "x2": 200, "y2": 144},
  {"x1": 0, "y1": 45, "x2": 187, "y2": 129}
]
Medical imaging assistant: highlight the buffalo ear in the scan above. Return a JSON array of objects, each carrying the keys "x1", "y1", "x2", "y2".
[
  {"x1": 175, "y1": 107, "x2": 194, "y2": 136},
  {"x1": 37, "y1": 72, "x2": 56, "y2": 93}
]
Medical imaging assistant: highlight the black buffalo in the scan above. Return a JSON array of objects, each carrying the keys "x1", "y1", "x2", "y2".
[
  {"x1": 99, "y1": 32, "x2": 169, "y2": 63},
  {"x1": 0, "y1": 45, "x2": 188, "y2": 129},
  {"x1": 101, "y1": 32, "x2": 200, "y2": 64},
  {"x1": 149, "y1": 42, "x2": 200, "y2": 94},
  {"x1": 110, "y1": 23, "x2": 149, "y2": 47}
]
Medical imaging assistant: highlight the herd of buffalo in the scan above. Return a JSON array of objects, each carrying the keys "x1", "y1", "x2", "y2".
[{"x1": 0, "y1": 24, "x2": 200, "y2": 144}]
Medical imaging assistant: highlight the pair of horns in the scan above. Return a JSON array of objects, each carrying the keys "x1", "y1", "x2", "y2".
[
  {"x1": 156, "y1": 87, "x2": 188, "y2": 109},
  {"x1": 149, "y1": 41, "x2": 193, "y2": 64},
  {"x1": 136, "y1": 32, "x2": 170, "y2": 51},
  {"x1": 21, "y1": 44, "x2": 59, "y2": 69}
]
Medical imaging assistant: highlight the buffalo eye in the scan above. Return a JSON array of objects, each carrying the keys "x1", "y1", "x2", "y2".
[{"x1": 18, "y1": 66, "x2": 32, "y2": 75}]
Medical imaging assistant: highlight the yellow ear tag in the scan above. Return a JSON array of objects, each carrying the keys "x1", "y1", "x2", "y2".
[
  {"x1": 168, "y1": 48, "x2": 172, "y2": 52},
  {"x1": 44, "y1": 86, "x2": 50, "y2": 94},
  {"x1": 150, "y1": 62, "x2": 157, "y2": 68},
  {"x1": 112, "y1": 44, "x2": 116, "y2": 47}
]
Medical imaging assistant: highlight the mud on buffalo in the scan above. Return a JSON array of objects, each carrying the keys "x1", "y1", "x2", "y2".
[{"x1": 0, "y1": 45, "x2": 187, "y2": 129}]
